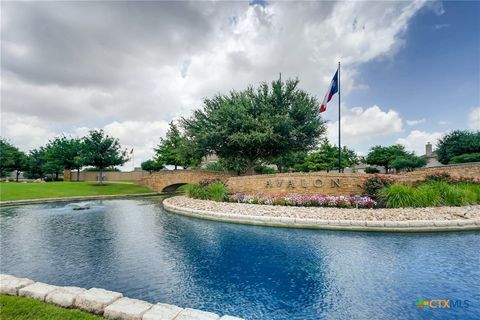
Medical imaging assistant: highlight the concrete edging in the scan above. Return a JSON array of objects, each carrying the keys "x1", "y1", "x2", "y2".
[
  {"x1": 162, "y1": 198, "x2": 480, "y2": 233},
  {"x1": 0, "y1": 193, "x2": 161, "y2": 207},
  {"x1": 0, "y1": 274, "x2": 243, "y2": 320}
]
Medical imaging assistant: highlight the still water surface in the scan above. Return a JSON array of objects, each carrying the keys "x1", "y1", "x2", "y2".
[{"x1": 1, "y1": 199, "x2": 479, "y2": 319}]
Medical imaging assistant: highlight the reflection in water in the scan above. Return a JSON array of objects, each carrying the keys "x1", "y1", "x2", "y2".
[{"x1": 1, "y1": 200, "x2": 479, "y2": 320}]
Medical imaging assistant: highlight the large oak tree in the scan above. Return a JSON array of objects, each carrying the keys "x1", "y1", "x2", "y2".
[
  {"x1": 182, "y1": 78, "x2": 326, "y2": 174},
  {"x1": 82, "y1": 130, "x2": 129, "y2": 183}
]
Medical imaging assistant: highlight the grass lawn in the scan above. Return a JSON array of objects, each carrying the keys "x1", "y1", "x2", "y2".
[
  {"x1": 0, "y1": 295, "x2": 104, "y2": 320},
  {"x1": 0, "y1": 181, "x2": 153, "y2": 202}
]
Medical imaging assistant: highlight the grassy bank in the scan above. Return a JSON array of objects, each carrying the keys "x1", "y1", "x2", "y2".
[
  {"x1": 0, "y1": 295, "x2": 103, "y2": 320},
  {"x1": 0, "y1": 181, "x2": 152, "y2": 202}
]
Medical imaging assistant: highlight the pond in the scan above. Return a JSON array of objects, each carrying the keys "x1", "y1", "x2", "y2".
[{"x1": 1, "y1": 199, "x2": 479, "y2": 319}]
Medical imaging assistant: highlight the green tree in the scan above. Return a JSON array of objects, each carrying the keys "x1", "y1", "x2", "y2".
[
  {"x1": 44, "y1": 136, "x2": 85, "y2": 181},
  {"x1": 450, "y1": 152, "x2": 480, "y2": 164},
  {"x1": 342, "y1": 145, "x2": 361, "y2": 169},
  {"x1": 155, "y1": 122, "x2": 192, "y2": 170},
  {"x1": 269, "y1": 151, "x2": 307, "y2": 173},
  {"x1": 11, "y1": 149, "x2": 28, "y2": 182},
  {"x1": 82, "y1": 130, "x2": 129, "y2": 183},
  {"x1": 436, "y1": 130, "x2": 480, "y2": 164},
  {"x1": 0, "y1": 139, "x2": 29, "y2": 181},
  {"x1": 0, "y1": 139, "x2": 17, "y2": 177},
  {"x1": 176, "y1": 135, "x2": 203, "y2": 169},
  {"x1": 366, "y1": 145, "x2": 409, "y2": 173},
  {"x1": 25, "y1": 148, "x2": 46, "y2": 179},
  {"x1": 42, "y1": 159, "x2": 63, "y2": 180},
  {"x1": 297, "y1": 141, "x2": 337, "y2": 172},
  {"x1": 390, "y1": 153, "x2": 427, "y2": 172},
  {"x1": 182, "y1": 78, "x2": 326, "y2": 174},
  {"x1": 296, "y1": 141, "x2": 359, "y2": 172},
  {"x1": 141, "y1": 159, "x2": 163, "y2": 174}
]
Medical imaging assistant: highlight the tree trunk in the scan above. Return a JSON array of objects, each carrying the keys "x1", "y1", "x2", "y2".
[
  {"x1": 77, "y1": 168, "x2": 80, "y2": 181},
  {"x1": 16, "y1": 170, "x2": 19, "y2": 182},
  {"x1": 99, "y1": 169, "x2": 103, "y2": 184},
  {"x1": 55, "y1": 172, "x2": 59, "y2": 180},
  {"x1": 174, "y1": 165, "x2": 177, "y2": 170}
]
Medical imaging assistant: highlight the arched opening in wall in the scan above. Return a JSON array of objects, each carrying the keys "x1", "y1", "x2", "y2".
[{"x1": 162, "y1": 183, "x2": 188, "y2": 193}]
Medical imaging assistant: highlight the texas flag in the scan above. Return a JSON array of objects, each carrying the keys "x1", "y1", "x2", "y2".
[{"x1": 319, "y1": 69, "x2": 339, "y2": 113}]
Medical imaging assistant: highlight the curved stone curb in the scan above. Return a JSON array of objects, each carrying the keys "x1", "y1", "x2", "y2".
[
  {"x1": 0, "y1": 274, "x2": 244, "y2": 320},
  {"x1": 0, "y1": 193, "x2": 161, "y2": 207},
  {"x1": 163, "y1": 198, "x2": 480, "y2": 233}
]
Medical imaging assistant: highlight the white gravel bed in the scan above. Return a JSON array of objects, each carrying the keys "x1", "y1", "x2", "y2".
[{"x1": 165, "y1": 196, "x2": 480, "y2": 221}]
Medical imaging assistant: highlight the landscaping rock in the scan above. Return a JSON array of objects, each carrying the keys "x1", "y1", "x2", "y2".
[
  {"x1": 0, "y1": 274, "x2": 34, "y2": 295},
  {"x1": 104, "y1": 297, "x2": 153, "y2": 320},
  {"x1": 74, "y1": 287, "x2": 123, "y2": 315},
  {"x1": 142, "y1": 303, "x2": 183, "y2": 320},
  {"x1": 165, "y1": 196, "x2": 480, "y2": 222},
  {"x1": 18, "y1": 282, "x2": 59, "y2": 301},
  {"x1": 45, "y1": 286, "x2": 86, "y2": 308},
  {"x1": 174, "y1": 308, "x2": 220, "y2": 320}
]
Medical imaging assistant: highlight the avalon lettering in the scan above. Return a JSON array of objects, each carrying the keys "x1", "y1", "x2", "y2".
[{"x1": 263, "y1": 178, "x2": 342, "y2": 189}]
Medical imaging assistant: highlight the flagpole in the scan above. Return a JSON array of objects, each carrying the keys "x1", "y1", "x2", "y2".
[{"x1": 338, "y1": 61, "x2": 341, "y2": 173}]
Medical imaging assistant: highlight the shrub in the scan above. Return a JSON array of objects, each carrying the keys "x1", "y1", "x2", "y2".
[
  {"x1": 362, "y1": 175, "x2": 395, "y2": 206},
  {"x1": 458, "y1": 183, "x2": 480, "y2": 202},
  {"x1": 185, "y1": 184, "x2": 209, "y2": 200},
  {"x1": 365, "y1": 167, "x2": 380, "y2": 174},
  {"x1": 443, "y1": 185, "x2": 477, "y2": 206},
  {"x1": 414, "y1": 184, "x2": 441, "y2": 207},
  {"x1": 424, "y1": 172, "x2": 452, "y2": 183},
  {"x1": 382, "y1": 181, "x2": 480, "y2": 208},
  {"x1": 205, "y1": 161, "x2": 228, "y2": 172},
  {"x1": 381, "y1": 184, "x2": 418, "y2": 208},
  {"x1": 207, "y1": 182, "x2": 228, "y2": 202},
  {"x1": 199, "y1": 178, "x2": 226, "y2": 188},
  {"x1": 450, "y1": 152, "x2": 480, "y2": 164},
  {"x1": 254, "y1": 164, "x2": 276, "y2": 174}
]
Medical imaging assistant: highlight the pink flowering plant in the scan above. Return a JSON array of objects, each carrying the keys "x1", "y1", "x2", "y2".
[{"x1": 227, "y1": 193, "x2": 376, "y2": 208}]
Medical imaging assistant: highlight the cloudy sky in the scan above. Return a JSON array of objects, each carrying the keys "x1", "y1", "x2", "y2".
[{"x1": 1, "y1": 0, "x2": 479, "y2": 170}]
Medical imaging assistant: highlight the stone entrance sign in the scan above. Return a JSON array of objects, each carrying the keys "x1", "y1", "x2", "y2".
[
  {"x1": 227, "y1": 173, "x2": 366, "y2": 195},
  {"x1": 137, "y1": 163, "x2": 480, "y2": 196}
]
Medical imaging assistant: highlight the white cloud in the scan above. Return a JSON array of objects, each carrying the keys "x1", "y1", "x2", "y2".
[
  {"x1": 1, "y1": 112, "x2": 57, "y2": 152},
  {"x1": 2, "y1": 1, "x2": 431, "y2": 169},
  {"x1": 103, "y1": 120, "x2": 170, "y2": 170},
  {"x1": 438, "y1": 120, "x2": 451, "y2": 125},
  {"x1": 327, "y1": 105, "x2": 403, "y2": 146},
  {"x1": 396, "y1": 130, "x2": 446, "y2": 155},
  {"x1": 468, "y1": 107, "x2": 480, "y2": 130},
  {"x1": 433, "y1": 24, "x2": 449, "y2": 30},
  {"x1": 406, "y1": 118, "x2": 425, "y2": 126},
  {"x1": 0, "y1": 111, "x2": 169, "y2": 170}
]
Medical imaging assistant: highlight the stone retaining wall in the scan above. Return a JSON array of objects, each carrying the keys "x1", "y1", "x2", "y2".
[
  {"x1": 136, "y1": 163, "x2": 480, "y2": 195},
  {"x1": 397, "y1": 162, "x2": 480, "y2": 183},
  {"x1": 139, "y1": 171, "x2": 231, "y2": 192},
  {"x1": 163, "y1": 197, "x2": 480, "y2": 233},
  {"x1": 0, "y1": 274, "x2": 243, "y2": 320}
]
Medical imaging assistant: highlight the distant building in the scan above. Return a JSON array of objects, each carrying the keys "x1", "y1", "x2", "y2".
[
  {"x1": 200, "y1": 154, "x2": 219, "y2": 169},
  {"x1": 422, "y1": 142, "x2": 443, "y2": 168},
  {"x1": 347, "y1": 163, "x2": 386, "y2": 174}
]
